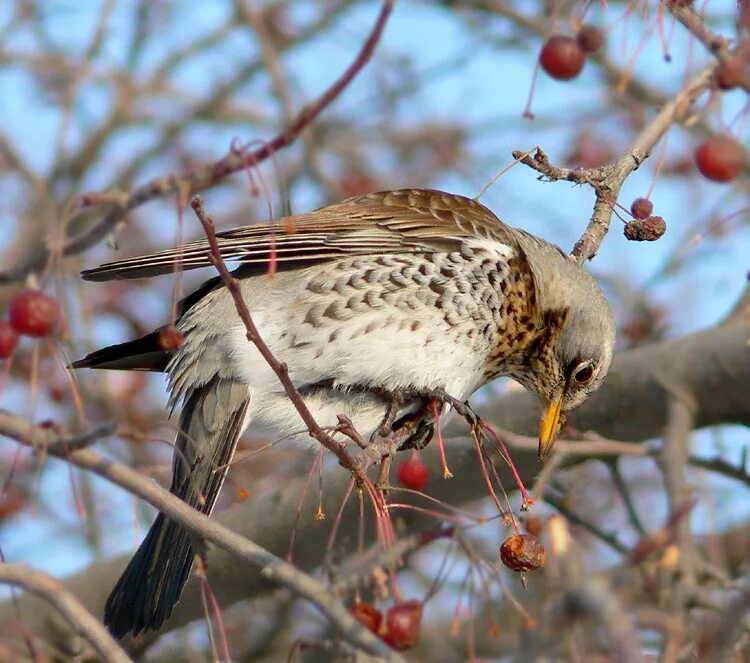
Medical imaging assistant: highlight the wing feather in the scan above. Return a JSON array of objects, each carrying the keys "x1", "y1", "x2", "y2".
[{"x1": 81, "y1": 189, "x2": 513, "y2": 282}]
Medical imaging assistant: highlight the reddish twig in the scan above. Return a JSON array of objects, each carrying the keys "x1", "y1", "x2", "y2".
[
  {"x1": 190, "y1": 196, "x2": 392, "y2": 542},
  {"x1": 190, "y1": 196, "x2": 356, "y2": 470},
  {"x1": 431, "y1": 401, "x2": 453, "y2": 479}
]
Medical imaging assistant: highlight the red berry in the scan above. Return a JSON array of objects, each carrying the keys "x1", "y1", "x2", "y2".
[
  {"x1": 539, "y1": 35, "x2": 585, "y2": 81},
  {"x1": 630, "y1": 197, "x2": 653, "y2": 219},
  {"x1": 500, "y1": 534, "x2": 546, "y2": 572},
  {"x1": 8, "y1": 290, "x2": 61, "y2": 338},
  {"x1": 694, "y1": 135, "x2": 743, "y2": 182},
  {"x1": 349, "y1": 602, "x2": 382, "y2": 633},
  {"x1": 397, "y1": 458, "x2": 429, "y2": 491},
  {"x1": 577, "y1": 25, "x2": 604, "y2": 54},
  {"x1": 383, "y1": 600, "x2": 422, "y2": 651},
  {"x1": 157, "y1": 325, "x2": 184, "y2": 351},
  {"x1": 715, "y1": 58, "x2": 744, "y2": 90},
  {"x1": 0, "y1": 322, "x2": 19, "y2": 358}
]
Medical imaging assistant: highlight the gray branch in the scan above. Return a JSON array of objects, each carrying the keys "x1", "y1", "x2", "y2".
[{"x1": 2, "y1": 315, "x2": 748, "y2": 655}]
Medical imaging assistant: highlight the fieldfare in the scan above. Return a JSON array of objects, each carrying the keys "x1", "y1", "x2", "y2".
[{"x1": 74, "y1": 188, "x2": 616, "y2": 637}]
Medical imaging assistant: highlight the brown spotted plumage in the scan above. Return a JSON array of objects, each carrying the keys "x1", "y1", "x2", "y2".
[{"x1": 73, "y1": 188, "x2": 615, "y2": 638}]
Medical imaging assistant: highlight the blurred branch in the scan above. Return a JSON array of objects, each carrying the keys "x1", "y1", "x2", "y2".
[
  {"x1": 0, "y1": 563, "x2": 131, "y2": 663},
  {"x1": 657, "y1": 395, "x2": 697, "y2": 597},
  {"x1": 0, "y1": 0, "x2": 395, "y2": 284},
  {"x1": 667, "y1": 1, "x2": 750, "y2": 94}
]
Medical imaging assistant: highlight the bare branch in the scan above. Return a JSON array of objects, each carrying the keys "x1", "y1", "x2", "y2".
[
  {"x1": 0, "y1": 410, "x2": 405, "y2": 662},
  {"x1": 514, "y1": 65, "x2": 716, "y2": 261},
  {"x1": 0, "y1": 563, "x2": 131, "y2": 663}
]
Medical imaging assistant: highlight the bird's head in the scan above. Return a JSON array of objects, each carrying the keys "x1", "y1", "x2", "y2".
[{"x1": 512, "y1": 231, "x2": 616, "y2": 459}]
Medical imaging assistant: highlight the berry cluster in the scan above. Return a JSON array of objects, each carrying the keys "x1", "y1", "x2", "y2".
[{"x1": 350, "y1": 599, "x2": 423, "y2": 651}]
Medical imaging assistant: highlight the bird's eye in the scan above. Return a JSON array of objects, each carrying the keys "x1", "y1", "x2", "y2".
[{"x1": 572, "y1": 363, "x2": 595, "y2": 384}]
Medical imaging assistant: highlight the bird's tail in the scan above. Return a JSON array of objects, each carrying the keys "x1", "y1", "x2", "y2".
[{"x1": 104, "y1": 378, "x2": 250, "y2": 638}]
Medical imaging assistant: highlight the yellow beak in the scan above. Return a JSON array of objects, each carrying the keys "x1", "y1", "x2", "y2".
[{"x1": 538, "y1": 397, "x2": 563, "y2": 460}]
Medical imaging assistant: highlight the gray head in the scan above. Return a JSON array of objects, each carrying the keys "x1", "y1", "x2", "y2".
[{"x1": 512, "y1": 230, "x2": 616, "y2": 459}]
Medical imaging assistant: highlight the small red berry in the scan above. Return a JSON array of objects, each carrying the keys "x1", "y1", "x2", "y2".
[
  {"x1": 715, "y1": 58, "x2": 744, "y2": 90},
  {"x1": 630, "y1": 197, "x2": 653, "y2": 219},
  {"x1": 382, "y1": 600, "x2": 422, "y2": 651},
  {"x1": 694, "y1": 135, "x2": 743, "y2": 182},
  {"x1": 500, "y1": 534, "x2": 546, "y2": 572},
  {"x1": 577, "y1": 25, "x2": 604, "y2": 53},
  {"x1": 157, "y1": 325, "x2": 184, "y2": 351},
  {"x1": 0, "y1": 322, "x2": 19, "y2": 358},
  {"x1": 349, "y1": 602, "x2": 382, "y2": 633},
  {"x1": 397, "y1": 458, "x2": 429, "y2": 491},
  {"x1": 8, "y1": 290, "x2": 61, "y2": 338},
  {"x1": 539, "y1": 35, "x2": 585, "y2": 81}
]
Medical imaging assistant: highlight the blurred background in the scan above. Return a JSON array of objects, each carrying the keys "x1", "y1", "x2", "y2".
[{"x1": 0, "y1": 1, "x2": 748, "y2": 661}]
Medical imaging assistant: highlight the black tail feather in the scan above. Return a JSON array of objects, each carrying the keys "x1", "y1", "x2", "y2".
[
  {"x1": 104, "y1": 513, "x2": 195, "y2": 638},
  {"x1": 103, "y1": 379, "x2": 250, "y2": 638},
  {"x1": 71, "y1": 331, "x2": 171, "y2": 372}
]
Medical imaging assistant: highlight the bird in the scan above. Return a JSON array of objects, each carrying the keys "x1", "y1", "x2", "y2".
[{"x1": 73, "y1": 188, "x2": 615, "y2": 638}]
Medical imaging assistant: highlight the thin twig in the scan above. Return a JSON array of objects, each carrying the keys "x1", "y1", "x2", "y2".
[{"x1": 189, "y1": 197, "x2": 359, "y2": 476}]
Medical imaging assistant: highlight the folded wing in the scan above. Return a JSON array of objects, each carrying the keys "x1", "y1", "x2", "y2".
[{"x1": 81, "y1": 189, "x2": 511, "y2": 281}]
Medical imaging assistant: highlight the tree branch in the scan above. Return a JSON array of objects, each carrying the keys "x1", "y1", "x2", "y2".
[
  {"x1": 0, "y1": 563, "x2": 131, "y2": 663},
  {"x1": 2, "y1": 317, "x2": 748, "y2": 648},
  {"x1": 0, "y1": 411, "x2": 404, "y2": 662}
]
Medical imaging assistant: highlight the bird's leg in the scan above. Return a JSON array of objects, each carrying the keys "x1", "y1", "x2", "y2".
[
  {"x1": 374, "y1": 390, "x2": 406, "y2": 439},
  {"x1": 391, "y1": 399, "x2": 436, "y2": 451}
]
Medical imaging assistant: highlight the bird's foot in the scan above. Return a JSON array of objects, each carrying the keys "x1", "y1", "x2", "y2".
[
  {"x1": 414, "y1": 387, "x2": 478, "y2": 426},
  {"x1": 372, "y1": 390, "x2": 406, "y2": 440}
]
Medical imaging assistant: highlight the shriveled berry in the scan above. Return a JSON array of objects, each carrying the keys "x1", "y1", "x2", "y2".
[
  {"x1": 157, "y1": 325, "x2": 184, "y2": 351},
  {"x1": 0, "y1": 322, "x2": 19, "y2": 358},
  {"x1": 695, "y1": 135, "x2": 743, "y2": 182},
  {"x1": 630, "y1": 197, "x2": 653, "y2": 219},
  {"x1": 397, "y1": 458, "x2": 429, "y2": 491},
  {"x1": 577, "y1": 25, "x2": 604, "y2": 53},
  {"x1": 624, "y1": 216, "x2": 667, "y2": 241},
  {"x1": 539, "y1": 35, "x2": 585, "y2": 80},
  {"x1": 8, "y1": 290, "x2": 61, "y2": 338},
  {"x1": 350, "y1": 602, "x2": 382, "y2": 633},
  {"x1": 715, "y1": 58, "x2": 744, "y2": 90},
  {"x1": 383, "y1": 600, "x2": 422, "y2": 651},
  {"x1": 500, "y1": 534, "x2": 545, "y2": 572}
]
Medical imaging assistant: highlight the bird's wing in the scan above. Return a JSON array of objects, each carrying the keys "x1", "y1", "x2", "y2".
[{"x1": 81, "y1": 189, "x2": 516, "y2": 281}]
